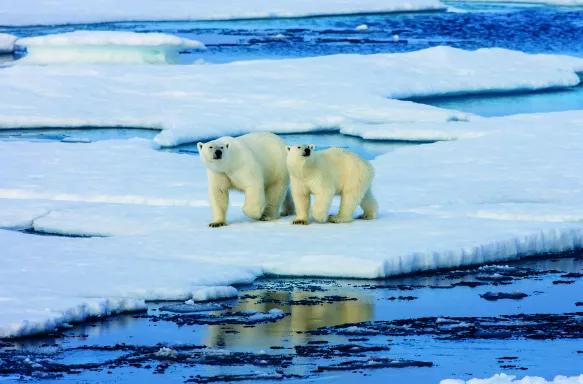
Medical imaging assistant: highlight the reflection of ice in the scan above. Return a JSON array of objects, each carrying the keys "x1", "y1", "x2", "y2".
[{"x1": 204, "y1": 289, "x2": 374, "y2": 348}]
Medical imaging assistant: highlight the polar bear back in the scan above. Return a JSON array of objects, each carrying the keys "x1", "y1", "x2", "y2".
[
  {"x1": 305, "y1": 148, "x2": 374, "y2": 194},
  {"x1": 235, "y1": 132, "x2": 289, "y2": 187}
]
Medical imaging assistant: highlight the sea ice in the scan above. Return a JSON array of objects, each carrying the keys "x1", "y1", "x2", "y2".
[
  {"x1": 16, "y1": 31, "x2": 205, "y2": 65},
  {"x1": 0, "y1": 0, "x2": 446, "y2": 27},
  {"x1": 1, "y1": 47, "x2": 582, "y2": 147},
  {"x1": 0, "y1": 34, "x2": 17, "y2": 54}
]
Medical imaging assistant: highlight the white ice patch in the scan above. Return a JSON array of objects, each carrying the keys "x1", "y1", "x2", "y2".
[
  {"x1": 154, "y1": 347, "x2": 179, "y2": 359},
  {"x1": 187, "y1": 286, "x2": 238, "y2": 302},
  {"x1": 1, "y1": 0, "x2": 446, "y2": 27},
  {"x1": 1, "y1": 48, "x2": 582, "y2": 147},
  {"x1": 355, "y1": 24, "x2": 369, "y2": 31},
  {"x1": 441, "y1": 373, "x2": 583, "y2": 384},
  {"x1": 0, "y1": 34, "x2": 17, "y2": 54},
  {"x1": 16, "y1": 31, "x2": 205, "y2": 65}
]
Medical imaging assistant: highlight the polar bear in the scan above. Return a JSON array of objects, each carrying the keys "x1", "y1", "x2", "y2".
[
  {"x1": 286, "y1": 144, "x2": 378, "y2": 224},
  {"x1": 198, "y1": 132, "x2": 294, "y2": 227}
]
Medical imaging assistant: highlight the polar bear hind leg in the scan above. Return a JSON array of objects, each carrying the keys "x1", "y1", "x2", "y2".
[
  {"x1": 328, "y1": 187, "x2": 364, "y2": 223},
  {"x1": 260, "y1": 182, "x2": 287, "y2": 221},
  {"x1": 357, "y1": 188, "x2": 378, "y2": 220},
  {"x1": 242, "y1": 185, "x2": 266, "y2": 220}
]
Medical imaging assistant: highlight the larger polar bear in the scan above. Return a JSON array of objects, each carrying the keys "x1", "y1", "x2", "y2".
[
  {"x1": 286, "y1": 144, "x2": 378, "y2": 224},
  {"x1": 198, "y1": 132, "x2": 294, "y2": 227}
]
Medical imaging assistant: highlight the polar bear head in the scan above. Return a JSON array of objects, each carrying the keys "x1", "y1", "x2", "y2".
[
  {"x1": 197, "y1": 138, "x2": 234, "y2": 173},
  {"x1": 286, "y1": 144, "x2": 315, "y2": 166}
]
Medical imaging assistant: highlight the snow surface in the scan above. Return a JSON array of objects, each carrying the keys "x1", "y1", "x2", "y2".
[
  {"x1": 1, "y1": 47, "x2": 583, "y2": 146},
  {"x1": 0, "y1": 34, "x2": 17, "y2": 54},
  {"x1": 441, "y1": 373, "x2": 583, "y2": 383},
  {"x1": 0, "y1": 0, "x2": 446, "y2": 27},
  {"x1": 16, "y1": 31, "x2": 205, "y2": 65},
  {"x1": 1, "y1": 109, "x2": 583, "y2": 337}
]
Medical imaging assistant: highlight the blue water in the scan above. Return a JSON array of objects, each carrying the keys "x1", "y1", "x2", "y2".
[{"x1": 2, "y1": 3, "x2": 583, "y2": 64}]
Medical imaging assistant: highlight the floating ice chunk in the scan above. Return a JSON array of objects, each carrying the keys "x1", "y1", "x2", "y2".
[
  {"x1": 441, "y1": 373, "x2": 583, "y2": 384},
  {"x1": 355, "y1": 24, "x2": 368, "y2": 31},
  {"x1": 269, "y1": 34, "x2": 288, "y2": 40},
  {"x1": 2, "y1": 0, "x2": 447, "y2": 27},
  {"x1": 246, "y1": 309, "x2": 286, "y2": 322},
  {"x1": 0, "y1": 34, "x2": 17, "y2": 54},
  {"x1": 393, "y1": 34, "x2": 400, "y2": 42},
  {"x1": 16, "y1": 31, "x2": 205, "y2": 65},
  {"x1": 188, "y1": 286, "x2": 238, "y2": 302},
  {"x1": 154, "y1": 347, "x2": 179, "y2": 359}
]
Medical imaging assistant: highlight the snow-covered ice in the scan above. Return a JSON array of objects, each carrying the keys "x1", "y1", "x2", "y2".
[
  {"x1": 188, "y1": 286, "x2": 238, "y2": 302},
  {"x1": 441, "y1": 373, "x2": 583, "y2": 383},
  {"x1": 1, "y1": 108, "x2": 583, "y2": 337},
  {"x1": 0, "y1": 34, "x2": 17, "y2": 54},
  {"x1": 1, "y1": 47, "x2": 583, "y2": 146},
  {"x1": 0, "y1": 0, "x2": 446, "y2": 27},
  {"x1": 16, "y1": 31, "x2": 205, "y2": 65}
]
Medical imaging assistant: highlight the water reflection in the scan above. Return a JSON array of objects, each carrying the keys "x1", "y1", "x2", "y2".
[{"x1": 204, "y1": 289, "x2": 374, "y2": 348}]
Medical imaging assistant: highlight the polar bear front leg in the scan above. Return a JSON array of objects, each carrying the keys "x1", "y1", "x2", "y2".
[
  {"x1": 290, "y1": 179, "x2": 310, "y2": 225},
  {"x1": 312, "y1": 190, "x2": 334, "y2": 224},
  {"x1": 243, "y1": 185, "x2": 266, "y2": 220},
  {"x1": 208, "y1": 187, "x2": 229, "y2": 228}
]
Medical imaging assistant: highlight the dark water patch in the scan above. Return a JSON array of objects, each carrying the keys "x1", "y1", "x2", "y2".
[
  {"x1": 295, "y1": 343, "x2": 390, "y2": 357},
  {"x1": 158, "y1": 301, "x2": 237, "y2": 314},
  {"x1": 186, "y1": 372, "x2": 299, "y2": 383},
  {"x1": 480, "y1": 292, "x2": 529, "y2": 301},
  {"x1": 309, "y1": 312, "x2": 583, "y2": 340},
  {"x1": 257, "y1": 295, "x2": 357, "y2": 306},
  {"x1": 553, "y1": 280, "x2": 576, "y2": 285},
  {"x1": 150, "y1": 309, "x2": 288, "y2": 326},
  {"x1": 315, "y1": 357, "x2": 433, "y2": 371}
]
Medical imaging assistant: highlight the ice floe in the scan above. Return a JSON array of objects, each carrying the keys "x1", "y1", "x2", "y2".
[
  {"x1": 0, "y1": 0, "x2": 446, "y2": 27},
  {"x1": 16, "y1": 31, "x2": 205, "y2": 65},
  {"x1": 1, "y1": 108, "x2": 583, "y2": 336},
  {"x1": 1, "y1": 47, "x2": 583, "y2": 147},
  {"x1": 0, "y1": 34, "x2": 17, "y2": 54},
  {"x1": 460, "y1": 0, "x2": 583, "y2": 6}
]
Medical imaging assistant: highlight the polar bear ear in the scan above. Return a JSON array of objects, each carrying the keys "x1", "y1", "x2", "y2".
[
  {"x1": 309, "y1": 144, "x2": 315, "y2": 151},
  {"x1": 285, "y1": 146, "x2": 291, "y2": 152},
  {"x1": 197, "y1": 142, "x2": 204, "y2": 151}
]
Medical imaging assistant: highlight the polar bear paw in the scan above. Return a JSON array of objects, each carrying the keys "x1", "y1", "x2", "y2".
[
  {"x1": 259, "y1": 214, "x2": 280, "y2": 221},
  {"x1": 292, "y1": 218, "x2": 309, "y2": 225},
  {"x1": 357, "y1": 214, "x2": 375, "y2": 220},
  {"x1": 209, "y1": 222, "x2": 227, "y2": 228},
  {"x1": 328, "y1": 215, "x2": 353, "y2": 224}
]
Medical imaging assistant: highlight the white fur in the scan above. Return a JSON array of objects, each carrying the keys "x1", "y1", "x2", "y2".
[
  {"x1": 286, "y1": 144, "x2": 378, "y2": 224},
  {"x1": 198, "y1": 132, "x2": 294, "y2": 227}
]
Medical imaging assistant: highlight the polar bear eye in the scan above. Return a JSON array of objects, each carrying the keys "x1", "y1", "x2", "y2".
[
  {"x1": 297, "y1": 146, "x2": 300, "y2": 149},
  {"x1": 209, "y1": 146, "x2": 213, "y2": 149}
]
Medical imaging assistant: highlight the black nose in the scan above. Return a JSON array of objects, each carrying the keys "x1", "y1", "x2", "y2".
[
  {"x1": 303, "y1": 148, "x2": 311, "y2": 156},
  {"x1": 214, "y1": 149, "x2": 222, "y2": 159}
]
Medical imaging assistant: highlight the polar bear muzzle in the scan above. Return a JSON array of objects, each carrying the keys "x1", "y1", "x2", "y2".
[{"x1": 213, "y1": 149, "x2": 223, "y2": 160}]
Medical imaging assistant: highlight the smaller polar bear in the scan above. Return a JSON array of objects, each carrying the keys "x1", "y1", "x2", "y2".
[
  {"x1": 198, "y1": 132, "x2": 294, "y2": 227},
  {"x1": 286, "y1": 144, "x2": 378, "y2": 224}
]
